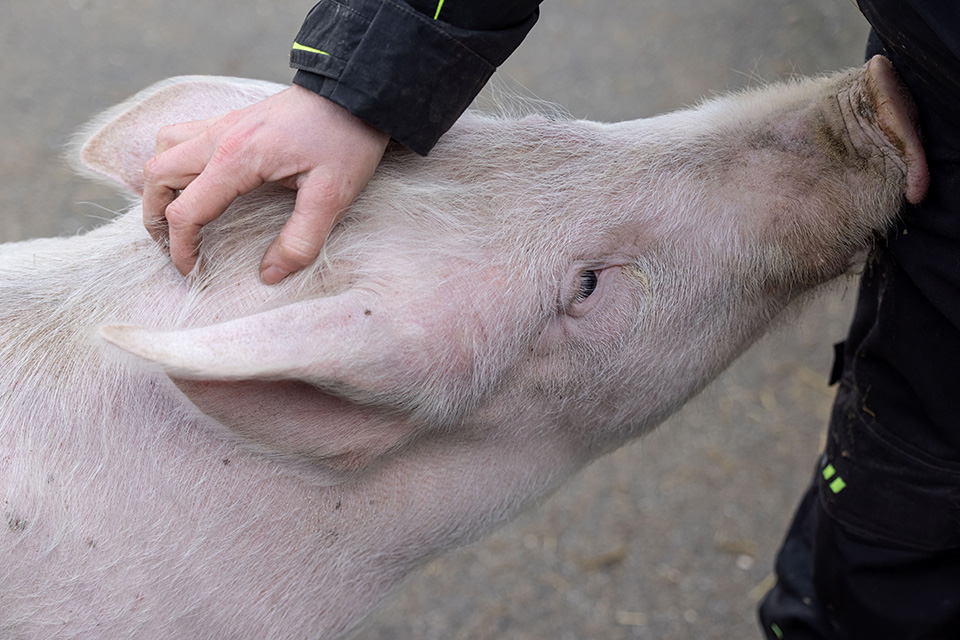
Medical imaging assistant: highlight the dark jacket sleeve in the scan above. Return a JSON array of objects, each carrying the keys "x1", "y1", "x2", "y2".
[{"x1": 289, "y1": 0, "x2": 541, "y2": 155}]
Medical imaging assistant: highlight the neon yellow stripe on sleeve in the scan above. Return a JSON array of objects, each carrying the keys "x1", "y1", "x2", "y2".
[
  {"x1": 292, "y1": 42, "x2": 330, "y2": 56},
  {"x1": 433, "y1": 0, "x2": 445, "y2": 19}
]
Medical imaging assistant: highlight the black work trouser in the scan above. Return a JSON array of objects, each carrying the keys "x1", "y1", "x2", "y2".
[
  {"x1": 758, "y1": 3, "x2": 960, "y2": 638},
  {"x1": 758, "y1": 385, "x2": 960, "y2": 639}
]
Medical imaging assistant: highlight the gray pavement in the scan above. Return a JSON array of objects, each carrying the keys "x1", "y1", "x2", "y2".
[{"x1": 1, "y1": 1, "x2": 871, "y2": 638}]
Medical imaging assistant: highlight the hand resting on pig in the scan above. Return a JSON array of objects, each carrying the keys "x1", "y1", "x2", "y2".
[
  {"x1": 0, "y1": 56, "x2": 926, "y2": 638},
  {"x1": 141, "y1": 85, "x2": 390, "y2": 284}
]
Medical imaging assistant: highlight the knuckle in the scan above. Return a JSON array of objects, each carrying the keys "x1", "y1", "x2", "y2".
[
  {"x1": 208, "y1": 130, "x2": 255, "y2": 175},
  {"x1": 142, "y1": 155, "x2": 165, "y2": 184},
  {"x1": 273, "y1": 234, "x2": 320, "y2": 267},
  {"x1": 209, "y1": 111, "x2": 255, "y2": 154},
  {"x1": 154, "y1": 124, "x2": 179, "y2": 150},
  {"x1": 214, "y1": 129, "x2": 247, "y2": 158},
  {"x1": 162, "y1": 199, "x2": 192, "y2": 228},
  {"x1": 218, "y1": 108, "x2": 245, "y2": 128},
  {"x1": 202, "y1": 109, "x2": 243, "y2": 141},
  {"x1": 304, "y1": 174, "x2": 347, "y2": 211}
]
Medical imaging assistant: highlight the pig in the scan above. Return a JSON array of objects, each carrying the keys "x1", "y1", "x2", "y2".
[{"x1": 0, "y1": 55, "x2": 927, "y2": 639}]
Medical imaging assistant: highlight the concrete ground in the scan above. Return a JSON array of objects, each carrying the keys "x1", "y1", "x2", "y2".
[{"x1": 1, "y1": 1, "x2": 871, "y2": 638}]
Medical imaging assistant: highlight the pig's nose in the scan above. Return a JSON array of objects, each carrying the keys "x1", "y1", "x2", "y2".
[{"x1": 863, "y1": 55, "x2": 929, "y2": 204}]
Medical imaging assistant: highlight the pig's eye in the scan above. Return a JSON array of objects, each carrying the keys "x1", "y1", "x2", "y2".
[{"x1": 576, "y1": 270, "x2": 598, "y2": 302}]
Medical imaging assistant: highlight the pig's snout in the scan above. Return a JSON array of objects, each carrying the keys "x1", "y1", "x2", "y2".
[{"x1": 846, "y1": 55, "x2": 929, "y2": 204}]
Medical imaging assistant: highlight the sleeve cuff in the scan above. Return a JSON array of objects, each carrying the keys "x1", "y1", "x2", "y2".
[{"x1": 290, "y1": 0, "x2": 536, "y2": 155}]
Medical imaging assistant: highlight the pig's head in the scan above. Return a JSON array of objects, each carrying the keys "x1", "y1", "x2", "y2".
[{"x1": 86, "y1": 56, "x2": 925, "y2": 479}]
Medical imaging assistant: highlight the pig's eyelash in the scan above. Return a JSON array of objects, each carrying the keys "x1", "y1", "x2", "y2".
[{"x1": 575, "y1": 270, "x2": 598, "y2": 303}]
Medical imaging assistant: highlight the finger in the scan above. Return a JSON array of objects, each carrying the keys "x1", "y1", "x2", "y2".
[
  {"x1": 164, "y1": 151, "x2": 267, "y2": 275},
  {"x1": 155, "y1": 115, "x2": 222, "y2": 154},
  {"x1": 142, "y1": 135, "x2": 215, "y2": 243},
  {"x1": 259, "y1": 180, "x2": 346, "y2": 284},
  {"x1": 143, "y1": 114, "x2": 239, "y2": 241}
]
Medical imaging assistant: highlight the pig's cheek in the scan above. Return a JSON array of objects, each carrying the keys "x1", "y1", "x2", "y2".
[{"x1": 530, "y1": 318, "x2": 567, "y2": 356}]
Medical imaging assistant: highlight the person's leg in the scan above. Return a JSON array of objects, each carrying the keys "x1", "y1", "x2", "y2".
[{"x1": 760, "y1": 386, "x2": 960, "y2": 639}]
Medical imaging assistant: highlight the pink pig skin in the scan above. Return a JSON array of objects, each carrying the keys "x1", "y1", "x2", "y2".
[{"x1": 0, "y1": 56, "x2": 926, "y2": 638}]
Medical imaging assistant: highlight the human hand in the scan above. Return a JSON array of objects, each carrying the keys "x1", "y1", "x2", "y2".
[{"x1": 142, "y1": 84, "x2": 390, "y2": 284}]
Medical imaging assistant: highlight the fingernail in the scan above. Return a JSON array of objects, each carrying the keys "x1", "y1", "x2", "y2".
[{"x1": 260, "y1": 264, "x2": 289, "y2": 285}]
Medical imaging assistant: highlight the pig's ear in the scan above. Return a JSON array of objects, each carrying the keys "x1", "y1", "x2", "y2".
[
  {"x1": 100, "y1": 289, "x2": 388, "y2": 385},
  {"x1": 73, "y1": 76, "x2": 286, "y2": 195},
  {"x1": 100, "y1": 289, "x2": 429, "y2": 472}
]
